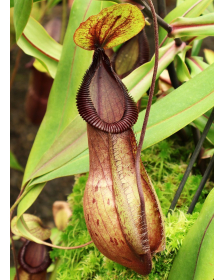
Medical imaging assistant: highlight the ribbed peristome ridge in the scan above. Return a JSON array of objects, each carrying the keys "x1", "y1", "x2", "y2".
[{"x1": 76, "y1": 48, "x2": 138, "y2": 134}]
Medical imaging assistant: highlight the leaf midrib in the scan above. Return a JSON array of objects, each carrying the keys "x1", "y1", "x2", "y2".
[
  {"x1": 136, "y1": 90, "x2": 214, "y2": 136},
  {"x1": 192, "y1": 214, "x2": 214, "y2": 280}
]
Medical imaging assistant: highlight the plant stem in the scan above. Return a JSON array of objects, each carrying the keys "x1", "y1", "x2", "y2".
[
  {"x1": 136, "y1": 0, "x2": 172, "y2": 33},
  {"x1": 156, "y1": 0, "x2": 183, "y2": 47},
  {"x1": 135, "y1": 0, "x2": 159, "y2": 252},
  {"x1": 157, "y1": 0, "x2": 167, "y2": 19},
  {"x1": 168, "y1": 108, "x2": 214, "y2": 213},
  {"x1": 167, "y1": 62, "x2": 180, "y2": 89},
  {"x1": 191, "y1": 126, "x2": 206, "y2": 175},
  {"x1": 187, "y1": 155, "x2": 214, "y2": 214},
  {"x1": 157, "y1": 0, "x2": 180, "y2": 89}
]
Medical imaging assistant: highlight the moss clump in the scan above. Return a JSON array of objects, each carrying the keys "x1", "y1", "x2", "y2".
[{"x1": 51, "y1": 136, "x2": 213, "y2": 280}]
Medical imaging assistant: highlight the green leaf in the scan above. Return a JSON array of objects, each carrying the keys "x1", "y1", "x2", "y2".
[
  {"x1": 168, "y1": 188, "x2": 214, "y2": 280},
  {"x1": 202, "y1": 1, "x2": 214, "y2": 14},
  {"x1": 22, "y1": 0, "x2": 115, "y2": 187},
  {"x1": 27, "y1": 150, "x2": 89, "y2": 186},
  {"x1": 23, "y1": 16, "x2": 62, "y2": 61},
  {"x1": 10, "y1": 267, "x2": 16, "y2": 280},
  {"x1": 191, "y1": 39, "x2": 203, "y2": 56},
  {"x1": 192, "y1": 114, "x2": 214, "y2": 145},
  {"x1": 176, "y1": 0, "x2": 186, "y2": 6},
  {"x1": 10, "y1": 151, "x2": 24, "y2": 171},
  {"x1": 10, "y1": 0, "x2": 42, "y2": 8},
  {"x1": 17, "y1": 16, "x2": 62, "y2": 78},
  {"x1": 27, "y1": 64, "x2": 214, "y2": 186},
  {"x1": 17, "y1": 183, "x2": 46, "y2": 218},
  {"x1": 33, "y1": 58, "x2": 48, "y2": 73},
  {"x1": 134, "y1": 64, "x2": 214, "y2": 151},
  {"x1": 28, "y1": 116, "x2": 87, "y2": 180},
  {"x1": 194, "y1": 217, "x2": 214, "y2": 280},
  {"x1": 159, "y1": 0, "x2": 213, "y2": 44},
  {"x1": 175, "y1": 53, "x2": 191, "y2": 82},
  {"x1": 96, "y1": 0, "x2": 121, "y2": 3},
  {"x1": 13, "y1": 0, "x2": 33, "y2": 41},
  {"x1": 204, "y1": 49, "x2": 214, "y2": 65},
  {"x1": 169, "y1": 14, "x2": 214, "y2": 38},
  {"x1": 186, "y1": 56, "x2": 209, "y2": 78}
]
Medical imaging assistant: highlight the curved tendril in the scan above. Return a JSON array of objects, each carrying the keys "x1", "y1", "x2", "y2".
[{"x1": 135, "y1": 0, "x2": 160, "y2": 260}]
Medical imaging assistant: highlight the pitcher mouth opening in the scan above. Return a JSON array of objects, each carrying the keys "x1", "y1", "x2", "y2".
[{"x1": 76, "y1": 48, "x2": 138, "y2": 134}]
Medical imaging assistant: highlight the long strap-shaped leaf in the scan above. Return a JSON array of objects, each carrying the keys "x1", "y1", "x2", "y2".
[
  {"x1": 168, "y1": 188, "x2": 214, "y2": 280},
  {"x1": 22, "y1": 0, "x2": 115, "y2": 186},
  {"x1": 169, "y1": 13, "x2": 214, "y2": 38},
  {"x1": 17, "y1": 16, "x2": 62, "y2": 78},
  {"x1": 13, "y1": 0, "x2": 33, "y2": 41},
  {"x1": 10, "y1": 0, "x2": 42, "y2": 8},
  {"x1": 159, "y1": 0, "x2": 213, "y2": 44},
  {"x1": 14, "y1": 0, "x2": 116, "y2": 245}
]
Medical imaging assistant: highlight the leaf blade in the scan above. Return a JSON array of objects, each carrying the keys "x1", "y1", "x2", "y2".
[
  {"x1": 159, "y1": 0, "x2": 213, "y2": 44},
  {"x1": 168, "y1": 189, "x2": 214, "y2": 280},
  {"x1": 134, "y1": 64, "x2": 214, "y2": 151},
  {"x1": 11, "y1": 0, "x2": 42, "y2": 8},
  {"x1": 169, "y1": 14, "x2": 214, "y2": 38},
  {"x1": 17, "y1": 16, "x2": 62, "y2": 78},
  {"x1": 22, "y1": 0, "x2": 109, "y2": 187},
  {"x1": 10, "y1": 151, "x2": 24, "y2": 172},
  {"x1": 193, "y1": 216, "x2": 214, "y2": 280},
  {"x1": 14, "y1": 0, "x2": 33, "y2": 41},
  {"x1": 192, "y1": 114, "x2": 214, "y2": 145}
]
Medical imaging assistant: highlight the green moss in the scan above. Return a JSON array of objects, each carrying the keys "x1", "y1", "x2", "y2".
[{"x1": 51, "y1": 136, "x2": 213, "y2": 280}]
